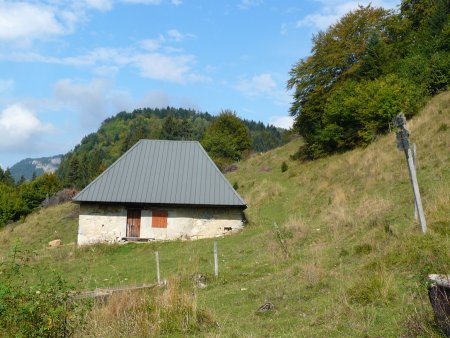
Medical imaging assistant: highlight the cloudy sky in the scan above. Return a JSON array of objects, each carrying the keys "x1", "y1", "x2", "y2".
[{"x1": 0, "y1": 0, "x2": 399, "y2": 168}]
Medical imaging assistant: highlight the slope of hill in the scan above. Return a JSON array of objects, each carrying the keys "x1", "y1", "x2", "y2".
[
  {"x1": 0, "y1": 93, "x2": 449, "y2": 336},
  {"x1": 9, "y1": 155, "x2": 62, "y2": 181}
]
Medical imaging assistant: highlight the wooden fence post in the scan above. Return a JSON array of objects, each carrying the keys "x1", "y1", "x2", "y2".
[
  {"x1": 394, "y1": 114, "x2": 427, "y2": 234},
  {"x1": 405, "y1": 147, "x2": 427, "y2": 233},
  {"x1": 412, "y1": 143, "x2": 418, "y2": 221},
  {"x1": 214, "y1": 241, "x2": 218, "y2": 278},
  {"x1": 155, "y1": 251, "x2": 161, "y2": 285}
]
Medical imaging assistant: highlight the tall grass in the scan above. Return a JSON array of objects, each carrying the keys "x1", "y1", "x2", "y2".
[{"x1": 79, "y1": 277, "x2": 216, "y2": 337}]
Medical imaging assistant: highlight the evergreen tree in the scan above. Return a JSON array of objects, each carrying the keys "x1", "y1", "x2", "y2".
[{"x1": 3, "y1": 169, "x2": 15, "y2": 186}]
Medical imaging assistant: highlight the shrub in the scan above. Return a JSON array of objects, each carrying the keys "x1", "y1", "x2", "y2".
[
  {"x1": 438, "y1": 123, "x2": 448, "y2": 132},
  {"x1": 0, "y1": 247, "x2": 90, "y2": 337},
  {"x1": 281, "y1": 161, "x2": 288, "y2": 172},
  {"x1": 322, "y1": 75, "x2": 425, "y2": 151}
]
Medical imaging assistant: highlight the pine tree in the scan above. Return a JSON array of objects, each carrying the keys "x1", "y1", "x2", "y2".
[{"x1": 3, "y1": 169, "x2": 15, "y2": 186}]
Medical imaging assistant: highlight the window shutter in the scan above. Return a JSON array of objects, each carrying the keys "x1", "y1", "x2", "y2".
[{"x1": 152, "y1": 210, "x2": 168, "y2": 228}]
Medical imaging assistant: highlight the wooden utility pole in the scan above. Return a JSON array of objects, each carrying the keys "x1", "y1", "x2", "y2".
[
  {"x1": 214, "y1": 241, "x2": 218, "y2": 278},
  {"x1": 393, "y1": 113, "x2": 427, "y2": 234}
]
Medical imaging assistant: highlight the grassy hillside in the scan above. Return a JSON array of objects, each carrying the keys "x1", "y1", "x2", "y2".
[{"x1": 1, "y1": 92, "x2": 449, "y2": 336}]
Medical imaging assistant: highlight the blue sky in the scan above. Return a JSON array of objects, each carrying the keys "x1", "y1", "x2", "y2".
[{"x1": 0, "y1": 0, "x2": 399, "y2": 168}]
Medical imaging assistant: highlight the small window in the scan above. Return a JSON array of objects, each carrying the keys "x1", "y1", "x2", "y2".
[{"x1": 152, "y1": 210, "x2": 168, "y2": 228}]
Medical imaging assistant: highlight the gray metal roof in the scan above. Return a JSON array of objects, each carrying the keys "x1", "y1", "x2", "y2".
[{"x1": 73, "y1": 140, "x2": 246, "y2": 207}]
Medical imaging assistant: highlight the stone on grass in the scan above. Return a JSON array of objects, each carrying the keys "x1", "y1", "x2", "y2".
[
  {"x1": 257, "y1": 302, "x2": 275, "y2": 313},
  {"x1": 48, "y1": 239, "x2": 62, "y2": 247},
  {"x1": 193, "y1": 273, "x2": 207, "y2": 289}
]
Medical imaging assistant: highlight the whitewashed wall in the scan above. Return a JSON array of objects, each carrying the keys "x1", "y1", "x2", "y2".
[{"x1": 77, "y1": 204, "x2": 244, "y2": 245}]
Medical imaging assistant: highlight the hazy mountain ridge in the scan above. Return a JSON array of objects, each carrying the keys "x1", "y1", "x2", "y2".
[{"x1": 10, "y1": 155, "x2": 62, "y2": 181}]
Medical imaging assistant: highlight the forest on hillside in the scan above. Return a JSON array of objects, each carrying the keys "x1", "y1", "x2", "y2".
[
  {"x1": 57, "y1": 107, "x2": 287, "y2": 189},
  {"x1": 288, "y1": 0, "x2": 450, "y2": 158}
]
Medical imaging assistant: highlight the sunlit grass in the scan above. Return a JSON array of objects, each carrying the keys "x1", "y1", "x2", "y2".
[{"x1": 1, "y1": 92, "x2": 449, "y2": 336}]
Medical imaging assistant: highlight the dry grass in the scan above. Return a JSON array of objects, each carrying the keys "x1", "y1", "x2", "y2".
[
  {"x1": 244, "y1": 179, "x2": 285, "y2": 207},
  {"x1": 79, "y1": 277, "x2": 216, "y2": 338},
  {"x1": 0, "y1": 202, "x2": 79, "y2": 258}
]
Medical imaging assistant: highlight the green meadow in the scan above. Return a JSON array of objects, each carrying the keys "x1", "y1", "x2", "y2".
[{"x1": 1, "y1": 92, "x2": 449, "y2": 337}]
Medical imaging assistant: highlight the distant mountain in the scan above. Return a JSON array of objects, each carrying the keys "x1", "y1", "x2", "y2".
[{"x1": 10, "y1": 155, "x2": 63, "y2": 181}]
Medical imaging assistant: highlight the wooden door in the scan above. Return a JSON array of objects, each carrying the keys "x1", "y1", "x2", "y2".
[{"x1": 126, "y1": 209, "x2": 141, "y2": 237}]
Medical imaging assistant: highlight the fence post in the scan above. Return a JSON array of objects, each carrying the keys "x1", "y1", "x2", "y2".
[
  {"x1": 214, "y1": 241, "x2": 218, "y2": 278},
  {"x1": 155, "y1": 251, "x2": 161, "y2": 285},
  {"x1": 412, "y1": 143, "x2": 418, "y2": 221},
  {"x1": 405, "y1": 147, "x2": 427, "y2": 233},
  {"x1": 393, "y1": 114, "x2": 427, "y2": 234}
]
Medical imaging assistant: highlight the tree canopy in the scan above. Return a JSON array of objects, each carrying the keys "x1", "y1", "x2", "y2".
[
  {"x1": 288, "y1": 1, "x2": 450, "y2": 158},
  {"x1": 58, "y1": 107, "x2": 285, "y2": 189},
  {"x1": 201, "y1": 110, "x2": 252, "y2": 169}
]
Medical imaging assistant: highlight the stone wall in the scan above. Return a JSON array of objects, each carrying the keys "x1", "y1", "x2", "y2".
[{"x1": 77, "y1": 203, "x2": 244, "y2": 245}]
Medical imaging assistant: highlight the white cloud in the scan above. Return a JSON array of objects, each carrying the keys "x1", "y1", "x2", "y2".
[
  {"x1": 81, "y1": 0, "x2": 114, "y2": 11},
  {"x1": 238, "y1": 0, "x2": 263, "y2": 10},
  {"x1": 93, "y1": 65, "x2": 120, "y2": 77},
  {"x1": 139, "y1": 90, "x2": 198, "y2": 110},
  {"x1": 1, "y1": 33, "x2": 207, "y2": 84},
  {"x1": 0, "y1": 2, "x2": 67, "y2": 42},
  {"x1": 235, "y1": 73, "x2": 291, "y2": 108},
  {"x1": 20, "y1": 43, "x2": 205, "y2": 83},
  {"x1": 269, "y1": 115, "x2": 294, "y2": 129},
  {"x1": 167, "y1": 29, "x2": 184, "y2": 42},
  {"x1": 236, "y1": 73, "x2": 277, "y2": 96},
  {"x1": 0, "y1": 1, "x2": 180, "y2": 44},
  {"x1": 121, "y1": 0, "x2": 162, "y2": 4},
  {"x1": 53, "y1": 78, "x2": 201, "y2": 128},
  {"x1": 139, "y1": 90, "x2": 172, "y2": 108},
  {"x1": 0, "y1": 104, "x2": 53, "y2": 151},
  {"x1": 54, "y1": 78, "x2": 132, "y2": 127},
  {"x1": 140, "y1": 38, "x2": 164, "y2": 51},
  {"x1": 133, "y1": 53, "x2": 199, "y2": 83},
  {"x1": 167, "y1": 29, "x2": 195, "y2": 42},
  {"x1": 296, "y1": 0, "x2": 399, "y2": 31}
]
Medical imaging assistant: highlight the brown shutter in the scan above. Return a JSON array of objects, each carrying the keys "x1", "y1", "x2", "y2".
[{"x1": 152, "y1": 210, "x2": 168, "y2": 228}]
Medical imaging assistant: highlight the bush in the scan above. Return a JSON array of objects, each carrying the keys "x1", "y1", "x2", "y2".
[
  {"x1": 202, "y1": 110, "x2": 251, "y2": 165},
  {"x1": 281, "y1": 161, "x2": 288, "y2": 172},
  {"x1": 0, "y1": 182, "x2": 28, "y2": 226},
  {"x1": 20, "y1": 173, "x2": 63, "y2": 210},
  {"x1": 0, "y1": 247, "x2": 90, "y2": 337},
  {"x1": 321, "y1": 75, "x2": 425, "y2": 152}
]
